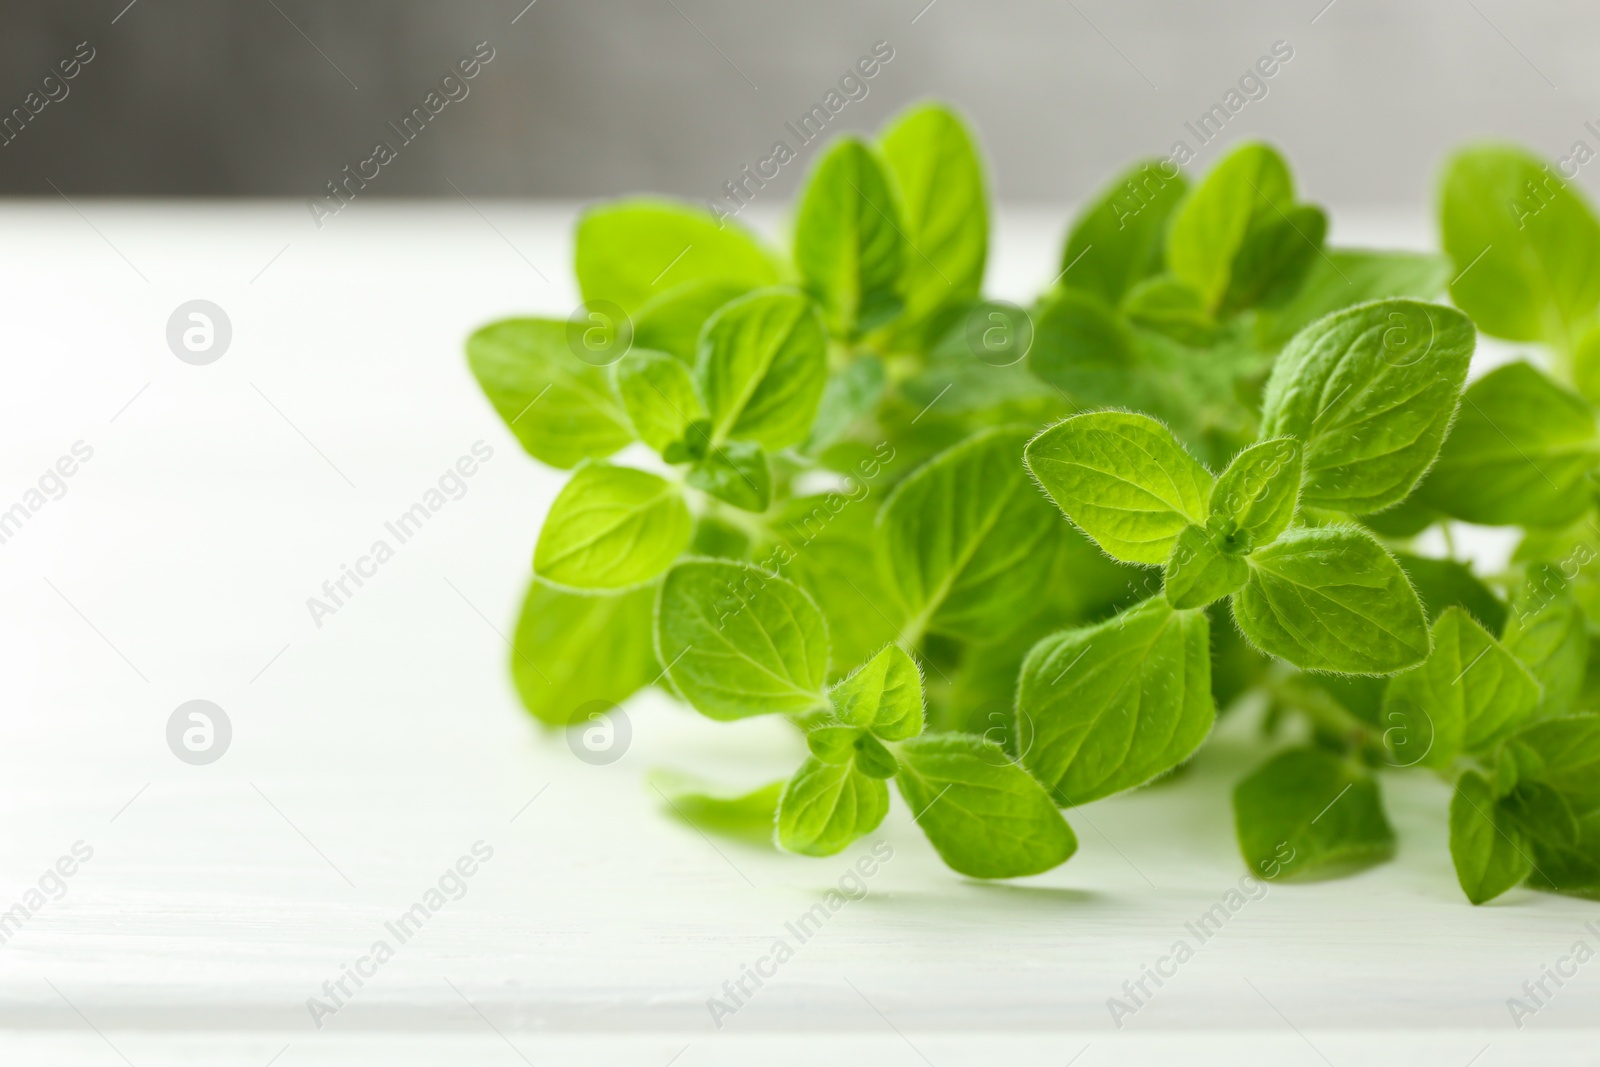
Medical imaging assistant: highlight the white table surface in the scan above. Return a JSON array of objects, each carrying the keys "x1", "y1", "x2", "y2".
[{"x1": 0, "y1": 200, "x2": 1592, "y2": 1066}]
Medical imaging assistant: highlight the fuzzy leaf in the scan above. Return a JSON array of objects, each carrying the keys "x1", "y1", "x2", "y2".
[
  {"x1": 1017, "y1": 597, "x2": 1213, "y2": 806},
  {"x1": 895, "y1": 734, "x2": 1078, "y2": 878},
  {"x1": 656, "y1": 560, "x2": 829, "y2": 720},
  {"x1": 1258, "y1": 299, "x2": 1474, "y2": 514},
  {"x1": 777, "y1": 756, "x2": 888, "y2": 856},
  {"x1": 828, "y1": 644, "x2": 925, "y2": 739},
  {"x1": 1025, "y1": 410, "x2": 1213, "y2": 565},
  {"x1": 1233, "y1": 526, "x2": 1429, "y2": 674}
]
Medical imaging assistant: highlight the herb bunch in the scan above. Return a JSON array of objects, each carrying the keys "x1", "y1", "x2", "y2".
[{"x1": 466, "y1": 103, "x2": 1600, "y2": 902}]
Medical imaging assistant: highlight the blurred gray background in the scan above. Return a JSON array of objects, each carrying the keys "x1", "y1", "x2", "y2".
[{"x1": 2, "y1": 0, "x2": 1598, "y2": 208}]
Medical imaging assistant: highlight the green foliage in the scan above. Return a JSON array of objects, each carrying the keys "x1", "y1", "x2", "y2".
[
  {"x1": 651, "y1": 773, "x2": 784, "y2": 845},
  {"x1": 696, "y1": 288, "x2": 828, "y2": 450},
  {"x1": 878, "y1": 428, "x2": 1059, "y2": 641},
  {"x1": 1209, "y1": 438, "x2": 1302, "y2": 552},
  {"x1": 1017, "y1": 597, "x2": 1213, "y2": 806},
  {"x1": 1025, "y1": 410, "x2": 1212, "y2": 565},
  {"x1": 1449, "y1": 770, "x2": 1531, "y2": 905},
  {"x1": 1059, "y1": 159, "x2": 1188, "y2": 307},
  {"x1": 1504, "y1": 714, "x2": 1600, "y2": 815},
  {"x1": 777, "y1": 756, "x2": 889, "y2": 856},
  {"x1": 1163, "y1": 525, "x2": 1248, "y2": 609},
  {"x1": 1166, "y1": 143, "x2": 1324, "y2": 315},
  {"x1": 534, "y1": 464, "x2": 691, "y2": 590},
  {"x1": 1258, "y1": 299, "x2": 1474, "y2": 514},
  {"x1": 1394, "y1": 553, "x2": 1507, "y2": 634},
  {"x1": 466, "y1": 318, "x2": 634, "y2": 469},
  {"x1": 685, "y1": 438, "x2": 772, "y2": 512},
  {"x1": 613, "y1": 348, "x2": 704, "y2": 453},
  {"x1": 829, "y1": 644, "x2": 925, "y2": 738},
  {"x1": 879, "y1": 103, "x2": 988, "y2": 348},
  {"x1": 575, "y1": 199, "x2": 781, "y2": 315},
  {"x1": 656, "y1": 559, "x2": 830, "y2": 721},
  {"x1": 1439, "y1": 144, "x2": 1600, "y2": 350},
  {"x1": 1256, "y1": 249, "x2": 1449, "y2": 350},
  {"x1": 895, "y1": 734, "x2": 1078, "y2": 878},
  {"x1": 1234, "y1": 748, "x2": 1396, "y2": 881},
  {"x1": 1419, "y1": 362, "x2": 1600, "y2": 527},
  {"x1": 1382, "y1": 608, "x2": 1539, "y2": 769},
  {"x1": 1233, "y1": 526, "x2": 1430, "y2": 674},
  {"x1": 468, "y1": 112, "x2": 1600, "y2": 898},
  {"x1": 510, "y1": 580, "x2": 657, "y2": 726},
  {"x1": 794, "y1": 138, "x2": 906, "y2": 339},
  {"x1": 1504, "y1": 565, "x2": 1589, "y2": 719}
]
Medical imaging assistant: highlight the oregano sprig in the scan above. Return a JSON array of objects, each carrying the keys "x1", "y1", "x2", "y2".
[{"x1": 465, "y1": 106, "x2": 1600, "y2": 902}]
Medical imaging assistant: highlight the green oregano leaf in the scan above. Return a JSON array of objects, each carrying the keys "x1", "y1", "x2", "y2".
[
  {"x1": 853, "y1": 733, "x2": 900, "y2": 779},
  {"x1": 1439, "y1": 143, "x2": 1600, "y2": 349},
  {"x1": 696, "y1": 288, "x2": 828, "y2": 451},
  {"x1": 1208, "y1": 438, "x2": 1302, "y2": 552},
  {"x1": 1501, "y1": 780, "x2": 1581, "y2": 850},
  {"x1": 806, "y1": 356, "x2": 886, "y2": 453},
  {"x1": 1418, "y1": 362, "x2": 1600, "y2": 528},
  {"x1": 650, "y1": 772, "x2": 784, "y2": 845},
  {"x1": 656, "y1": 559, "x2": 829, "y2": 720},
  {"x1": 794, "y1": 137, "x2": 906, "y2": 338},
  {"x1": 1233, "y1": 747, "x2": 1397, "y2": 881},
  {"x1": 1504, "y1": 565, "x2": 1589, "y2": 719},
  {"x1": 1017, "y1": 597, "x2": 1213, "y2": 806},
  {"x1": 1505, "y1": 714, "x2": 1600, "y2": 816},
  {"x1": 1219, "y1": 203, "x2": 1328, "y2": 315},
  {"x1": 1165, "y1": 142, "x2": 1297, "y2": 312},
  {"x1": 807, "y1": 726, "x2": 861, "y2": 764},
  {"x1": 1256, "y1": 248, "x2": 1449, "y2": 351},
  {"x1": 828, "y1": 643, "x2": 925, "y2": 739},
  {"x1": 1025, "y1": 410, "x2": 1213, "y2": 565},
  {"x1": 878, "y1": 428, "x2": 1059, "y2": 641},
  {"x1": 1122, "y1": 274, "x2": 1216, "y2": 345},
  {"x1": 533, "y1": 464, "x2": 692, "y2": 590},
  {"x1": 894, "y1": 733, "x2": 1078, "y2": 878},
  {"x1": 776, "y1": 756, "x2": 888, "y2": 856},
  {"x1": 1449, "y1": 770, "x2": 1532, "y2": 905},
  {"x1": 1232, "y1": 525, "x2": 1430, "y2": 674},
  {"x1": 1393, "y1": 553, "x2": 1508, "y2": 634},
  {"x1": 612, "y1": 348, "x2": 705, "y2": 454},
  {"x1": 1025, "y1": 289, "x2": 1155, "y2": 411},
  {"x1": 510, "y1": 579, "x2": 657, "y2": 726},
  {"x1": 1164, "y1": 525, "x2": 1249, "y2": 609},
  {"x1": 1381, "y1": 607, "x2": 1540, "y2": 769},
  {"x1": 1522, "y1": 814, "x2": 1600, "y2": 898},
  {"x1": 575, "y1": 199, "x2": 780, "y2": 316},
  {"x1": 686, "y1": 439, "x2": 772, "y2": 513},
  {"x1": 467, "y1": 318, "x2": 634, "y2": 469},
  {"x1": 1059, "y1": 158, "x2": 1188, "y2": 308},
  {"x1": 774, "y1": 493, "x2": 903, "y2": 678},
  {"x1": 1257, "y1": 299, "x2": 1475, "y2": 514},
  {"x1": 633, "y1": 280, "x2": 753, "y2": 364},
  {"x1": 879, "y1": 103, "x2": 987, "y2": 348}
]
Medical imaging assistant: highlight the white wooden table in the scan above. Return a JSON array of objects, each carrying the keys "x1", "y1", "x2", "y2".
[{"x1": 0, "y1": 202, "x2": 1591, "y2": 1065}]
